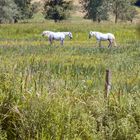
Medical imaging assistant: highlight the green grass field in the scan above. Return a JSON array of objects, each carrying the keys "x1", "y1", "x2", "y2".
[{"x1": 0, "y1": 20, "x2": 140, "y2": 140}]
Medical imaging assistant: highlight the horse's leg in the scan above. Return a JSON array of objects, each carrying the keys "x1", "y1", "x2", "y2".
[
  {"x1": 99, "y1": 40, "x2": 101, "y2": 47},
  {"x1": 61, "y1": 39, "x2": 64, "y2": 46},
  {"x1": 108, "y1": 39, "x2": 112, "y2": 48},
  {"x1": 95, "y1": 40, "x2": 101, "y2": 47},
  {"x1": 95, "y1": 40, "x2": 99, "y2": 47},
  {"x1": 49, "y1": 38, "x2": 53, "y2": 45}
]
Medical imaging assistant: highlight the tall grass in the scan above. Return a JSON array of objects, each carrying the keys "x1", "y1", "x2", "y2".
[{"x1": 0, "y1": 21, "x2": 140, "y2": 140}]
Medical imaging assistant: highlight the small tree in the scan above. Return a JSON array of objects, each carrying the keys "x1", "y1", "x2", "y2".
[
  {"x1": 14, "y1": 0, "x2": 34, "y2": 19},
  {"x1": 31, "y1": 2, "x2": 42, "y2": 14},
  {"x1": 119, "y1": 6, "x2": 137, "y2": 22},
  {"x1": 43, "y1": 0, "x2": 72, "y2": 22},
  {"x1": 0, "y1": 0, "x2": 20, "y2": 23},
  {"x1": 109, "y1": 0, "x2": 137, "y2": 23},
  {"x1": 80, "y1": 0, "x2": 109, "y2": 22}
]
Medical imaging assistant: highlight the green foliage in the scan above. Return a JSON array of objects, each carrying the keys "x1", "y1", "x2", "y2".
[
  {"x1": 109, "y1": 0, "x2": 137, "y2": 23},
  {"x1": 14, "y1": 0, "x2": 34, "y2": 19},
  {"x1": 80, "y1": 0, "x2": 109, "y2": 22},
  {"x1": 0, "y1": 127, "x2": 7, "y2": 140},
  {"x1": 0, "y1": 0, "x2": 35, "y2": 23},
  {"x1": 0, "y1": 0, "x2": 20, "y2": 23},
  {"x1": 119, "y1": 6, "x2": 138, "y2": 22},
  {"x1": 43, "y1": 0, "x2": 72, "y2": 22},
  {"x1": 31, "y1": 2, "x2": 42, "y2": 14},
  {"x1": 81, "y1": 0, "x2": 137, "y2": 23}
]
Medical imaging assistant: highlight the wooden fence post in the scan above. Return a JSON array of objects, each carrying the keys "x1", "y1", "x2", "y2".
[{"x1": 105, "y1": 69, "x2": 111, "y2": 98}]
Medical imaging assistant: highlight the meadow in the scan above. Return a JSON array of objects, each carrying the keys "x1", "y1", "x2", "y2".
[{"x1": 0, "y1": 20, "x2": 140, "y2": 140}]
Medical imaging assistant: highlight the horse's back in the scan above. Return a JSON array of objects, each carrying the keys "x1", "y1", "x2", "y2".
[
  {"x1": 50, "y1": 32, "x2": 65, "y2": 40},
  {"x1": 107, "y1": 33, "x2": 115, "y2": 39}
]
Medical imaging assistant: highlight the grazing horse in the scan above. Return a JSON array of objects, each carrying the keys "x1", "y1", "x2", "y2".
[
  {"x1": 42, "y1": 31, "x2": 73, "y2": 45},
  {"x1": 89, "y1": 31, "x2": 117, "y2": 48}
]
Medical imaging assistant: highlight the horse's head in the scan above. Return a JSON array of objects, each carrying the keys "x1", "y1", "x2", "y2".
[
  {"x1": 89, "y1": 31, "x2": 92, "y2": 39},
  {"x1": 89, "y1": 31, "x2": 95, "y2": 39},
  {"x1": 68, "y1": 32, "x2": 73, "y2": 39},
  {"x1": 42, "y1": 31, "x2": 50, "y2": 37}
]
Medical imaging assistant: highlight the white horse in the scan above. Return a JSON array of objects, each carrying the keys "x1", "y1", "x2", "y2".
[
  {"x1": 89, "y1": 31, "x2": 117, "y2": 48},
  {"x1": 42, "y1": 31, "x2": 73, "y2": 45}
]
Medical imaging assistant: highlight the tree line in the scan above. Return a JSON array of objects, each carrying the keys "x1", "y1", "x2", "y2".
[
  {"x1": 0, "y1": 0, "x2": 139, "y2": 23},
  {"x1": 81, "y1": 0, "x2": 138, "y2": 23}
]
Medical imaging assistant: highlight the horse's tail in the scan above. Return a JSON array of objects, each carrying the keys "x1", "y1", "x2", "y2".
[
  {"x1": 113, "y1": 38, "x2": 117, "y2": 47},
  {"x1": 112, "y1": 34, "x2": 117, "y2": 47}
]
